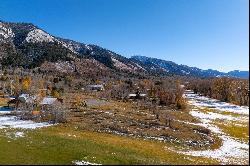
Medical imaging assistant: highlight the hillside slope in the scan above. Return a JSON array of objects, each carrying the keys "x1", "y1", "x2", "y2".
[{"x1": 0, "y1": 20, "x2": 248, "y2": 79}]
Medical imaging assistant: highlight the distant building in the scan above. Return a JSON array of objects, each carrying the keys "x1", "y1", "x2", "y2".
[
  {"x1": 128, "y1": 93, "x2": 147, "y2": 100},
  {"x1": 86, "y1": 84, "x2": 105, "y2": 91},
  {"x1": 40, "y1": 97, "x2": 58, "y2": 105},
  {"x1": 6, "y1": 93, "x2": 37, "y2": 108},
  {"x1": 39, "y1": 97, "x2": 62, "y2": 113},
  {"x1": 18, "y1": 94, "x2": 37, "y2": 103}
]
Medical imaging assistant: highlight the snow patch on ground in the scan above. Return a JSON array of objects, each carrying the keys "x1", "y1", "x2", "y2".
[
  {"x1": 0, "y1": 111, "x2": 11, "y2": 114},
  {"x1": 184, "y1": 90, "x2": 249, "y2": 115},
  {"x1": 15, "y1": 131, "x2": 25, "y2": 138},
  {"x1": 178, "y1": 90, "x2": 249, "y2": 164},
  {"x1": 5, "y1": 131, "x2": 25, "y2": 140},
  {"x1": 190, "y1": 110, "x2": 247, "y2": 123},
  {"x1": 182, "y1": 109, "x2": 249, "y2": 164},
  {"x1": 182, "y1": 135, "x2": 248, "y2": 164},
  {"x1": 0, "y1": 116, "x2": 54, "y2": 129},
  {"x1": 73, "y1": 160, "x2": 101, "y2": 165}
]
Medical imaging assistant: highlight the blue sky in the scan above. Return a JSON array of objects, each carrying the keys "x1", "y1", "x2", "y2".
[{"x1": 0, "y1": 0, "x2": 248, "y2": 72}]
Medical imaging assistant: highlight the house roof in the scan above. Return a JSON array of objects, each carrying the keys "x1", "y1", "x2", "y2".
[
  {"x1": 87, "y1": 85, "x2": 104, "y2": 88},
  {"x1": 128, "y1": 94, "x2": 147, "y2": 97},
  {"x1": 1, "y1": 95, "x2": 15, "y2": 100},
  {"x1": 40, "y1": 97, "x2": 57, "y2": 105},
  {"x1": 18, "y1": 94, "x2": 37, "y2": 103}
]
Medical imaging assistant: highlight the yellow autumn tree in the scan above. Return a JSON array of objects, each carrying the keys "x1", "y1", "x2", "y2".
[
  {"x1": 51, "y1": 88, "x2": 60, "y2": 98},
  {"x1": 95, "y1": 79, "x2": 101, "y2": 84},
  {"x1": 39, "y1": 89, "x2": 47, "y2": 97},
  {"x1": 35, "y1": 79, "x2": 46, "y2": 97},
  {"x1": 72, "y1": 95, "x2": 82, "y2": 108},
  {"x1": 22, "y1": 76, "x2": 32, "y2": 92}
]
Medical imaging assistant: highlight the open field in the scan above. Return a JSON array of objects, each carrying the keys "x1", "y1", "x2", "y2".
[
  {"x1": 0, "y1": 90, "x2": 248, "y2": 165},
  {"x1": 0, "y1": 124, "x2": 219, "y2": 165},
  {"x1": 172, "y1": 91, "x2": 249, "y2": 165},
  {"x1": 65, "y1": 92, "x2": 218, "y2": 149},
  {"x1": 0, "y1": 93, "x2": 220, "y2": 165}
]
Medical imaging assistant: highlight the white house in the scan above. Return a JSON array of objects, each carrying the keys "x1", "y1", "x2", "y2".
[{"x1": 40, "y1": 97, "x2": 58, "y2": 105}]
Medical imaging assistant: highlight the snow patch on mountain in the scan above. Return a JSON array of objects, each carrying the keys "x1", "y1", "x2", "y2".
[
  {"x1": 151, "y1": 62, "x2": 169, "y2": 72},
  {"x1": 181, "y1": 70, "x2": 190, "y2": 75},
  {"x1": 26, "y1": 29, "x2": 54, "y2": 43},
  {"x1": 111, "y1": 57, "x2": 133, "y2": 72},
  {"x1": 0, "y1": 22, "x2": 14, "y2": 40},
  {"x1": 87, "y1": 59, "x2": 107, "y2": 70},
  {"x1": 85, "y1": 44, "x2": 92, "y2": 51},
  {"x1": 55, "y1": 61, "x2": 75, "y2": 73},
  {"x1": 56, "y1": 39, "x2": 79, "y2": 54},
  {"x1": 111, "y1": 55, "x2": 146, "y2": 72},
  {"x1": 132, "y1": 62, "x2": 146, "y2": 71},
  {"x1": 54, "y1": 38, "x2": 93, "y2": 55}
]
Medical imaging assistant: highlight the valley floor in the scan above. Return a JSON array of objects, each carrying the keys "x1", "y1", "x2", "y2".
[
  {"x1": 0, "y1": 123, "x2": 219, "y2": 165},
  {"x1": 0, "y1": 91, "x2": 248, "y2": 165},
  {"x1": 171, "y1": 90, "x2": 249, "y2": 164}
]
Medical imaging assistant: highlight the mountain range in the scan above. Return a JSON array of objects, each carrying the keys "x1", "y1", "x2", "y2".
[{"x1": 0, "y1": 20, "x2": 248, "y2": 79}]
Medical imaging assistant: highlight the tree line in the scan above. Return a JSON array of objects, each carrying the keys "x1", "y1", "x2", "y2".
[{"x1": 186, "y1": 77, "x2": 249, "y2": 106}]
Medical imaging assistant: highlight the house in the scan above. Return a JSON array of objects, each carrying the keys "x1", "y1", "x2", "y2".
[
  {"x1": 128, "y1": 93, "x2": 147, "y2": 100},
  {"x1": 40, "y1": 97, "x2": 58, "y2": 105},
  {"x1": 86, "y1": 84, "x2": 105, "y2": 91},
  {"x1": 39, "y1": 97, "x2": 62, "y2": 112},
  {"x1": 6, "y1": 94, "x2": 37, "y2": 109},
  {"x1": 18, "y1": 94, "x2": 37, "y2": 103}
]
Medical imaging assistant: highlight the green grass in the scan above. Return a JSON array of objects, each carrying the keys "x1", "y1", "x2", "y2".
[
  {"x1": 0, "y1": 124, "x2": 220, "y2": 165},
  {"x1": 211, "y1": 120, "x2": 249, "y2": 144},
  {"x1": 199, "y1": 107, "x2": 248, "y2": 118},
  {"x1": 196, "y1": 107, "x2": 249, "y2": 144}
]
